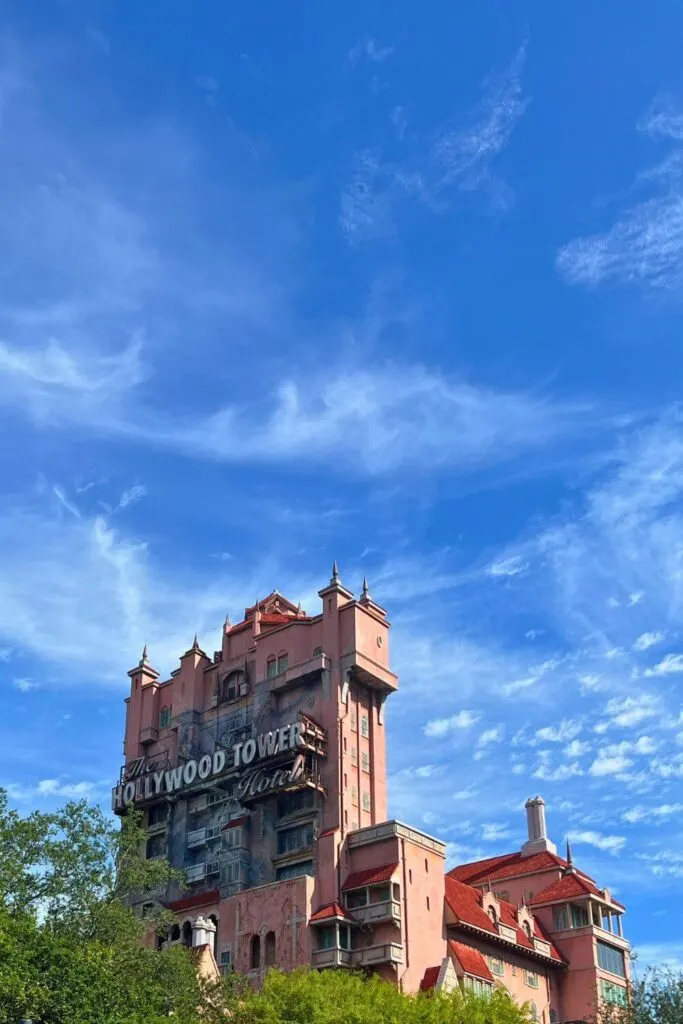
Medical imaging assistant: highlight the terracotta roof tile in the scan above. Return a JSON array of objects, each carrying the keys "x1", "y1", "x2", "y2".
[
  {"x1": 166, "y1": 887, "x2": 220, "y2": 913},
  {"x1": 342, "y1": 863, "x2": 398, "y2": 890},
  {"x1": 448, "y1": 940, "x2": 494, "y2": 982},
  {"x1": 310, "y1": 902, "x2": 352, "y2": 922},
  {"x1": 221, "y1": 815, "x2": 249, "y2": 831},
  {"x1": 450, "y1": 850, "x2": 570, "y2": 884},
  {"x1": 419, "y1": 966, "x2": 441, "y2": 991},
  {"x1": 444, "y1": 876, "x2": 564, "y2": 963},
  {"x1": 529, "y1": 872, "x2": 615, "y2": 906}
]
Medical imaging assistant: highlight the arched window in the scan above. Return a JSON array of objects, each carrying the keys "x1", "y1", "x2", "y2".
[
  {"x1": 550, "y1": 1011, "x2": 558, "y2": 1024},
  {"x1": 265, "y1": 930, "x2": 276, "y2": 966},
  {"x1": 277, "y1": 651, "x2": 288, "y2": 674},
  {"x1": 156, "y1": 931, "x2": 166, "y2": 951},
  {"x1": 170, "y1": 923, "x2": 180, "y2": 942},
  {"x1": 221, "y1": 670, "x2": 244, "y2": 703},
  {"x1": 488, "y1": 906, "x2": 498, "y2": 925},
  {"x1": 182, "y1": 920, "x2": 192, "y2": 947},
  {"x1": 529, "y1": 1002, "x2": 537, "y2": 1022},
  {"x1": 524, "y1": 920, "x2": 532, "y2": 939},
  {"x1": 266, "y1": 656, "x2": 277, "y2": 679},
  {"x1": 209, "y1": 914, "x2": 219, "y2": 958},
  {"x1": 250, "y1": 934, "x2": 261, "y2": 969}
]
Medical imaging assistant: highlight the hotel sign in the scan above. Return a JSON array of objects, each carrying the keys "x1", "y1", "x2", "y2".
[{"x1": 112, "y1": 720, "x2": 308, "y2": 811}]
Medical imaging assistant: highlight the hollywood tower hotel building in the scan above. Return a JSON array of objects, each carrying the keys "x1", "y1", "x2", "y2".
[{"x1": 113, "y1": 566, "x2": 631, "y2": 1022}]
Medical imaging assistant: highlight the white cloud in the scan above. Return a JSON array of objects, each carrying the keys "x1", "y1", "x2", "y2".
[
  {"x1": 453, "y1": 786, "x2": 478, "y2": 801},
  {"x1": 535, "y1": 719, "x2": 582, "y2": 743},
  {"x1": 564, "y1": 739, "x2": 591, "y2": 758},
  {"x1": 603, "y1": 694, "x2": 659, "y2": 728},
  {"x1": 557, "y1": 100, "x2": 683, "y2": 291},
  {"x1": 487, "y1": 555, "x2": 528, "y2": 578},
  {"x1": 589, "y1": 753, "x2": 634, "y2": 777},
  {"x1": 623, "y1": 803, "x2": 683, "y2": 823},
  {"x1": 423, "y1": 710, "x2": 479, "y2": 737},
  {"x1": 501, "y1": 657, "x2": 561, "y2": 696},
  {"x1": 533, "y1": 761, "x2": 583, "y2": 782},
  {"x1": 347, "y1": 37, "x2": 394, "y2": 65},
  {"x1": 482, "y1": 822, "x2": 513, "y2": 842},
  {"x1": 634, "y1": 941, "x2": 683, "y2": 972},
  {"x1": 645, "y1": 653, "x2": 683, "y2": 676},
  {"x1": 633, "y1": 631, "x2": 664, "y2": 652},
  {"x1": 570, "y1": 830, "x2": 626, "y2": 855},
  {"x1": 12, "y1": 678, "x2": 38, "y2": 693},
  {"x1": 6, "y1": 777, "x2": 100, "y2": 801},
  {"x1": 473, "y1": 724, "x2": 505, "y2": 761}
]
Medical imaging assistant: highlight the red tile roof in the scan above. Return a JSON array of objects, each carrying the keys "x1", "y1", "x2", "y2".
[
  {"x1": 529, "y1": 872, "x2": 622, "y2": 908},
  {"x1": 309, "y1": 902, "x2": 353, "y2": 922},
  {"x1": 342, "y1": 863, "x2": 398, "y2": 891},
  {"x1": 166, "y1": 887, "x2": 220, "y2": 913},
  {"x1": 419, "y1": 966, "x2": 441, "y2": 992},
  {"x1": 221, "y1": 815, "x2": 249, "y2": 831},
  {"x1": 448, "y1": 940, "x2": 494, "y2": 982},
  {"x1": 449, "y1": 850, "x2": 572, "y2": 885},
  {"x1": 444, "y1": 876, "x2": 564, "y2": 964}
]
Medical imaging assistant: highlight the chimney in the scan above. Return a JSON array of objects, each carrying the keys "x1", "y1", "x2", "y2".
[
  {"x1": 521, "y1": 795, "x2": 557, "y2": 857},
  {"x1": 192, "y1": 914, "x2": 217, "y2": 948}
]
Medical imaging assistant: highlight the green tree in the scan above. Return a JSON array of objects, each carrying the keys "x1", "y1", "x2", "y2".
[
  {"x1": 597, "y1": 967, "x2": 683, "y2": 1024},
  {"x1": 232, "y1": 967, "x2": 533, "y2": 1024},
  {"x1": 0, "y1": 788, "x2": 235, "y2": 1024}
]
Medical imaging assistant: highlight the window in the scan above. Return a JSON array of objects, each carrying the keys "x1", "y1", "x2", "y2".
[
  {"x1": 523, "y1": 920, "x2": 533, "y2": 940},
  {"x1": 409, "y1": 869, "x2": 412, "y2": 884},
  {"x1": 224, "y1": 861, "x2": 241, "y2": 885},
  {"x1": 265, "y1": 931, "x2": 276, "y2": 966},
  {"x1": 350, "y1": 710, "x2": 357, "y2": 732},
  {"x1": 159, "y1": 705, "x2": 172, "y2": 729},
  {"x1": 276, "y1": 860, "x2": 314, "y2": 881},
  {"x1": 488, "y1": 906, "x2": 498, "y2": 925},
  {"x1": 277, "y1": 823, "x2": 314, "y2": 854},
  {"x1": 266, "y1": 657, "x2": 277, "y2": 679},
  {"x1": 488, "y1": 957, "x2": 504, "y2": 977},
  {"x1": 250, "y1": 934, "x2": 261, "y2": 970},
  {"x1": 141, "y1": 902, "x2": 154, "y2": 918},
  {"x1": 171, "y1": 924, "x2": 180, "y2": 942},
  {"x1": 148, "y1": 802, "x2": 168, "y2": 827},
  {"x1": 351, "y1": 820, "x2": 358, "y2": 831},
  {"x1": 277, "y1": 788, "x2": 315, "y2": 818},
  {"x1": 344, "y1": 810, "x2": 348, "y2": 825},
  {"x1": 317, "y1": 926, "x2": 336, "y2": 950},
  {"x1": 344, "y1": 773, "x2": 348, "y2": 788},
  {"x1": 600, "y1": 980, "x2": 628, "y2": 1007},
  {"x1": 352, "y1": 785, "x2": 358, "y2": 805},
  {"x1": 529, "y1": 1002, "x2": 538, "y2": 1021},
  {"x1": 222, "y1": 827, "x2": 242, "y2": 850},
  {"x1": 146, "y1": 834, "x2": 167, "y2": 859},
  {"x1": 550, "y1": 1012, "x2": 558, "y2": 1024},
  {"x1": 597, "y1": 941, "x2": 626, "y2": 978},
  {"x1": 571, "y1": 903, "x2": 590, "y2": 928},
  {"x1": 512, "y1": 965, "x2": 517, "y2": 977},
  {"x1": 525, "y1": 971, "x2": 539, "y2": 989},
  {"x1": 277, "y1": 653, "x2": 288, "y2": 674},
  {"x1": 426, "y1": 896, "x2": 430, "y2": 911},
  {"x1": 343, "y1": 737, "x2": 347, "y2": 752},
  {"x1": 351, "y1": 746, "x2": 358, "y2": 765},
  {"x1": 552, "y1": 906, "x2": 569, "y2": 931},
  {"x1": 361, "y1": 751, "x2": 369, "y2": 772},
  {"x1": 495, "y1": 889, "x2": 511, "y2": 902},
  {"x1": 466, "y1": 977, "x2": 491, "y2": 998},
  {"x1": 182, "y1": 921, "x2": 192, "y2": 947},
  {"x1": 339, "y1": 924, "x2": 351, "y2": 950},
  {"x1": 370, "y1": 885, "x2": 391, "y2": 903},
  {"x1": 362, "y1": 791, "x2": 371, "y2": 812},
  {"x1": 346, "y1": 889, "x2": 368, "y2": 909},
  {"x1": 208, "y1": 915, "x2": 218, "y2": 957},
  {"x1": 392, "y1": 883, "x2": 400, "y2": 901},
  {"x1": 425, "y1": 858, "x2": 429, "y2": 873},
  {"x1": 592, "y1": 904, "x2": 602, "y2": 927},
  {"x1": 221, "y1": 671, "x2": 244, "y2": 703},
  {"x1": 360, "y1": 715, "x2": 369, "y2": 737},
  {"x1": 220, "y1": 948, "x2": 232, "y2": 973}
]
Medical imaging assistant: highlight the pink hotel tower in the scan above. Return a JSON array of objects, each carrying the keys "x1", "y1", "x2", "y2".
[{"x1": 113, "y1": 565, "x2": 631, "y2": 1022}]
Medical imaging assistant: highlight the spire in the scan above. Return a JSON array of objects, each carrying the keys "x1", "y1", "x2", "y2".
[
  {"x1": 565, "y1": 837, "x2": 576, "y2": 873},
  {"x1": 224, "y1": 613, "x2": 232, "y2": 629},
  {"x1": 296, "y1": 600, "x2": 302, "y2": 616},
  {"x1": 361, "y1": 576, "x2": 370, "y2": 601},
  {"x1": 331, "y1": 560, "x2": 339, "y2": 583},
  {"x1": 191, "y1": 633, "x2": 199, "y2": 652},
  {"x1": 140, "y1": 643, "x2": 148, "y2": 665}
]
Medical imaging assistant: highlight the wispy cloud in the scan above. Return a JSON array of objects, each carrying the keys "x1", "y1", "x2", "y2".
[
  {"x1": 340, "y1": 46, "x2": 528, "y2": 243},
  {"x1": 557, "y1": 98, "x2": 683, "y2": 291},
  {"x1": 570, "y1": 829, "x2": 626, "y2": 855},
  {"x1": 633, "y1": 631, "x2": 665, "y2": 652},
  {"x1": 347, "y1": 37, "x2": 394, "y2": 66},
  {"x1": 423, "y1": 710, "x2": 479, "y2": 737}
]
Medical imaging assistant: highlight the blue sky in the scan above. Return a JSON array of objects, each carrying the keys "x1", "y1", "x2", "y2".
[{"x1": 1, "y1": 0, "x2": 683, "y2": 971}]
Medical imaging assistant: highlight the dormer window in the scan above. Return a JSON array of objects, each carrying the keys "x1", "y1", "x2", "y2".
[
  {"x1": 523, "y1": 920, "x2": 532, "y2": 940},
  {"x1": 488, "y1": 906, "x2": 498, "y2": 925}
]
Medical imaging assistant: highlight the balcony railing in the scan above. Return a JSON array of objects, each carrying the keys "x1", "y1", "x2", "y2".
[
  {"x1": 349, "y1": 900, "x2": 401, "y2": 927},
  {"x1": 351, "y1": 943, "x2": 403, "y2": 967},
  {"x1": 312, "y1": 947, "x2": 352, "y2": 968}
]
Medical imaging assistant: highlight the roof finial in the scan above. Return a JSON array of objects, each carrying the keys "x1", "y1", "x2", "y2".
[
  {"x1": 566, "y1": 836, "x2": 573, "y2": 867},
  {"x1": 361, "y1": 576, "x2": 370, "y2": 600},
  {"x1": 224, "y1": 613, "x2": 231, "y2": 629},
  {"x1": 331, "y1": 560, "x2": 339, "y2": 583},
  {"x1": 192, "y1": 633, "x2": 199, "y2": 651},
  {"x1": 140, "y1": 643, "x2": 148, "y2": 665},
  {"x1": 296, "y1": 600, "x2": 302, "y2": 616}
]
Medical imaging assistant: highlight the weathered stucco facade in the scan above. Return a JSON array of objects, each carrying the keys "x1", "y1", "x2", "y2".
[{"x1": 114, "y1": 565, "x2": 630, "y2": 1021}]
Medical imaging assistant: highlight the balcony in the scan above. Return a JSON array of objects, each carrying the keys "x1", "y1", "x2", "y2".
[
  {"x1": 270, "y1": 652, "x2": 329, "y2": 693},
  {"x1": 349, "y1": 900, "x2": 401, "y2": 927},
  {"x1": 340, "y1": 649, "x2": 398, "y2": 694},
  {"x1": 140, "y1": 726, "x2": 159, "y2": 746},
  {"x1": 312, "y1": 947, "x2": 352, "y2": 968},
  {"x1": 187, "y1": 826, "x2": 220, "y2": 848},
  {"x1": 351, "y1": 943, "x2": 403, "y2": 967}
]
